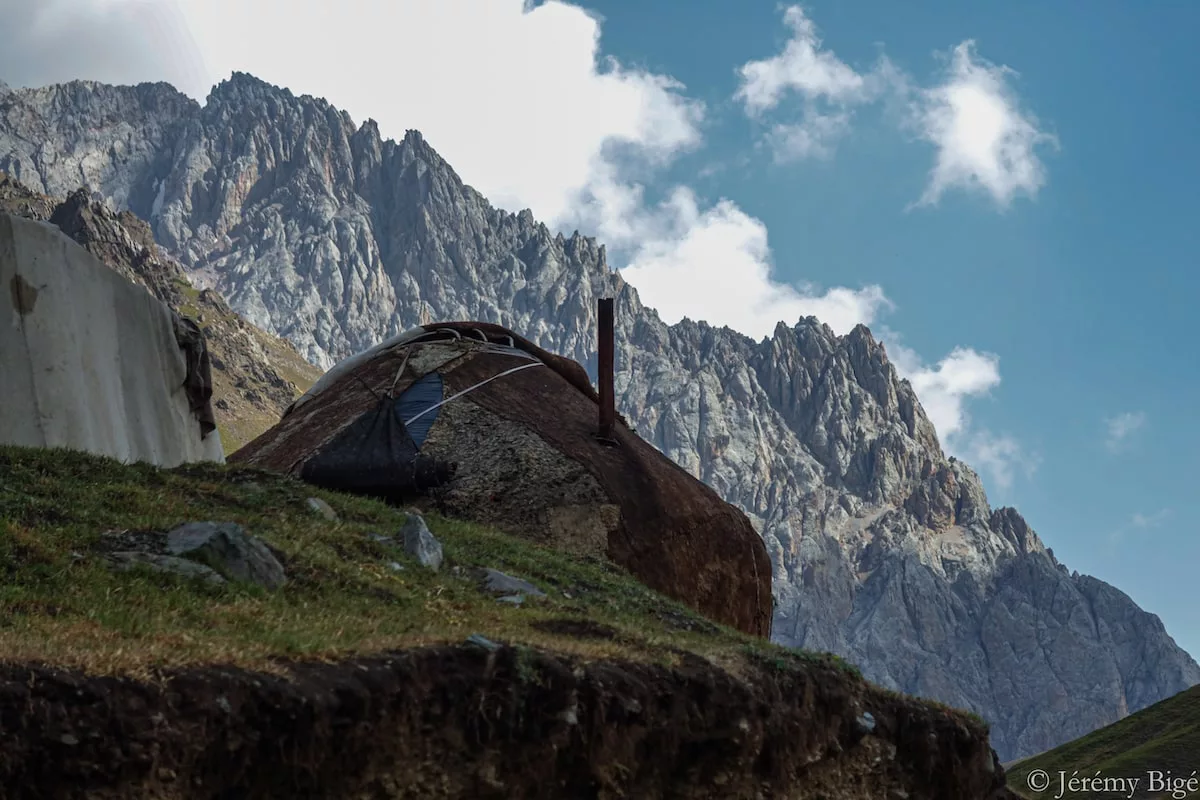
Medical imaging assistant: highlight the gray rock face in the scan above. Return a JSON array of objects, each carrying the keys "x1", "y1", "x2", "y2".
[{"x1": 4, "y1": 73, "x2": 1196, "y2": 761}]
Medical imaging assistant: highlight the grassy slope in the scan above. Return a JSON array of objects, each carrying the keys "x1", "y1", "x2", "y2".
[
  {"x1": 0, "y1": 443, "x2": 866, "y2": 684},
  {"x1": 1007, "y1": 685, "x2": 1200, "y2": 798},
  {"x1": 209, "y1": 338, "x2": 321, "y2": 456}
]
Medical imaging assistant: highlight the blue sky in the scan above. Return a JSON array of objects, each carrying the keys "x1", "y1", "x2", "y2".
[{"x1": 4, "y1": 0, "x2": 1199, "y2": 656}]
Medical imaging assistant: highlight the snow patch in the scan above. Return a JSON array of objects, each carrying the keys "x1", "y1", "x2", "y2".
[{"x1": 151, "y1": 178, "x2": 166, "y2": 218}]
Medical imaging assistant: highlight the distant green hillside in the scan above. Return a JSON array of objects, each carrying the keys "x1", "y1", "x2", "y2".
[{"x1": 1007, "y1": 684, "x2": 1200, "y2": 799}]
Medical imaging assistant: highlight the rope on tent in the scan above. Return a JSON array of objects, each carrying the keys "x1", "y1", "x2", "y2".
[
  {"x1": 478, "y1": 342, "x2": 539, "y2": 361},
  {"x1": 387, "y1": 350, "x2": 412, "y2": 397},
  {"x1": 404, "y1": 361, "x2": 544, "y2": 426}
]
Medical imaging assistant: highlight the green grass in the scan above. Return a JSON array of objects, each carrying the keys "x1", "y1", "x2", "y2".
[
  {"x1": 172, "y1": 277, "x2": 203, "y2": 321},
  {"x1": 1007, "y1": 685, "x2": 1200, "y2": 798},
  {"x1": 0, "y1": 444, "x2": 777, "y2": 677}
]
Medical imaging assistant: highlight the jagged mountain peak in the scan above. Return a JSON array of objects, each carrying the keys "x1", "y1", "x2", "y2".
[
  {"x1": 357, "y1": 117, "x2": 382, "y2": 137},
  {"x1": 753, "y1": 317, "x2": 943, "y2": 500},
  {"x1": 989, "y1": 505, "x2": 1048, "y2": 557},
  {"x1": 401, "y1": 127, "x2": 428, "y2": 146},
  {"x1": 219, "y1": 70, "x2": 271, "y2": 87},
  {"x1": 209, "y1": 71, "x2": 295, "y2": 103},
  {"x1": 396, "y1": 128, "x2": 444, "y2": 164}
]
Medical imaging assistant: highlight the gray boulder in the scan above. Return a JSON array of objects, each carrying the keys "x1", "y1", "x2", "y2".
[
  {"x1": 166, "y1": 521, "x2": 287, "y2": 590},
  {"x1": 400, "y1": 513, "x2": 443, "y2": 571},
  {"x1": 108, "y1": 551, "x2": 226, "y2": 586},
  {"x1": 482, "y1": 568, "x2": 546, "y2": 603},
  {"x1": 306, "y1": 497, "x2": 338, "y2": 522}
]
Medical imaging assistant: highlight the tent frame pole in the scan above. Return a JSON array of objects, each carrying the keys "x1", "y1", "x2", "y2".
[{"x1": 598, "y1": 297, "x2": 616, "y2": 442}]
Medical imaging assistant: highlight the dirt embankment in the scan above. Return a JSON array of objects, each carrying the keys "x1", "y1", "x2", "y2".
[{"x1": 1, "y1": 644, "x2": 1014, "y2": 800}]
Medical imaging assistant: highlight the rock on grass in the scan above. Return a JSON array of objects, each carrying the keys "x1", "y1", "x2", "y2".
[
  {"x1": 107, "y1": 551, "x2": 226, "y2": 586},
  {"x1": 400, "y1": 513, "x2": 443, "y2": 572},
  {"x1": 166, "y1": 522, "x2": 287, "y2": 590}
]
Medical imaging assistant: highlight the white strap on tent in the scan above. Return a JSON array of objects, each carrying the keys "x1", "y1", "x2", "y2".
[{"x1": 404, "y1": 361, "x2": 544, "y2": 426}]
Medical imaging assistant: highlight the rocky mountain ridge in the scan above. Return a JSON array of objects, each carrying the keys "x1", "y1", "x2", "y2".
[{"x1": 2, "y1": 73, "x2": 1195, "y2": 761}]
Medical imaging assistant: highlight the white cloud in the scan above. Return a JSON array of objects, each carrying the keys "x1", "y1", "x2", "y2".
[
  {"x1": 607, "y1": 186, "x2": 891, "y2": 337},
  {"x1": 0, "y1": 0, "x2": 205, "y2": 92},
  {"x1": 959, "y1": 432, "x2": 1039, "y2": 491},
  {"x1": 766, "y1": 110, "x2": 853, "y2": 162},
  {"x1": 911, "y1": 41, "x2": 1057, "y2": 207},
  {"x1": 1105, "y1": 411, "x2": 1147, "y2": 452},
  {"x1": 173, "y1": 0, "x2": 896, "y2": 343},
  {"x1": 884, "y1": 332, "x2": 1035, "y2": 489},
  {"x1": 735, "y1": 6, "x2": 868, "y2": 115},
  {"x1": 736, "y1": 10, "x2": 1054, "y2": 206},
  {"x1": 1131, "y1": 508, "x2": 1171, "y2": 530},
  {"x1": 2, "y1": 0, "x2": 891, "y2": 346},
  {"x1": 885, "y1": 336, "x2": 1000, "y2": 441},
  {"x1": 734, "y1": 6, "x2": 889, "y2": 162}
]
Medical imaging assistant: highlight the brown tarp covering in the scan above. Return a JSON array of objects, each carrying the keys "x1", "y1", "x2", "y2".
[
  {"x1": 232, "y1": 322, "x2": 771, "y2": 637},
  {"x1": 171, "y1": 312, "x2": 217, "y2": 438}
]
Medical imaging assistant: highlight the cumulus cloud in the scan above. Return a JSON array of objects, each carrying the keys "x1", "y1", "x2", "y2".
[
  {"x1": 2, "y1": 0, "x2": 889, "y2": 346},
  {"x1": 884, "y1": 332, "x2": 1035, "y2": 489},
  {"x1": 1105, "y1": 411, "x2": 1147, "y2": 452},
  {"x1": 0, "y1": 0, "x2": 205, "y2": 92},
  {"x1": 737, "y1": 9, "x2": 1055, "y2": 206},
  {"x1": 766, "y1": 110, "x2": 853, "y2": 162},
  {"x1": 887, "y1": 343, "x2": 1001, "y2": 442},
  {"x1": 609, "y1": 187, "x2": 891, "y2": 337},
  {"x1": 734, "y1": 6, "x2": 891, "y2": 162},
  {"x1": 735, "y1": 6, "x2": 869, "y2": 114},
  {"x1": 910, "y1": 41, "x2": 1057, "y2": 207},
  {"x1": 883, "y1": 334, "x2": 993, "y2": 432},
  {"x1": 154, "y1": 0, "x2": 895, "y2": 344},
  {"x1": 958, "y1": 432, "x2": 1040, "y2": 491}
]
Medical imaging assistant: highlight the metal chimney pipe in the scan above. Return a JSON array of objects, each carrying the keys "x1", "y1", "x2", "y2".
[{"x1": 598, "y1": 297, "x2": 615, "y2": 441}]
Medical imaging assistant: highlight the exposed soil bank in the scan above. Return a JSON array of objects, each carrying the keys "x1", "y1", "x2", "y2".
[{"x1": 0, "y1": 644, "x2": 1015, "y2": 799}]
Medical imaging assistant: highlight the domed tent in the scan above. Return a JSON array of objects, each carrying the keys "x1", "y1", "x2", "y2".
[{"x1": 231, "y1": 320, "x2": 772, "y2": 637}]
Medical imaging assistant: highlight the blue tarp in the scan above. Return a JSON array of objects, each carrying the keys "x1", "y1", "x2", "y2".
[{"x1": 395, "y1": 371, "x2": 444, "y2": 447}]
